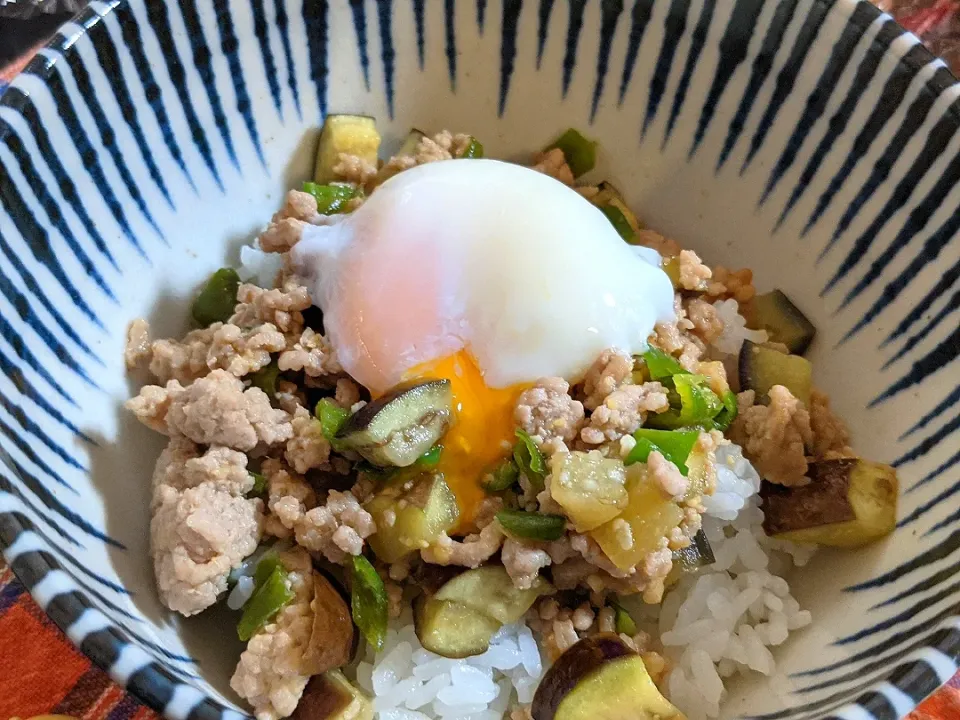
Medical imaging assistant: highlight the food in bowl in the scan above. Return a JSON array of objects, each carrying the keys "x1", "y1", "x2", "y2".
[{"x1": 124, "y1": 117, "x2": 899, "y2": 720}]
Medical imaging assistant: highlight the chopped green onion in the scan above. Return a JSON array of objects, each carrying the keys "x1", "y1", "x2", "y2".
[
  {"x1": 711, "y1": 390, "x2": 739, "y2": 432},
  {"x1": 544, "y1": 128, "x2": 597, "y2": 178},
  {"x1": 483, "y1": 460, "x2": 520, "y2": 493},
  {"x1": 249, "y1": 471, "x2": 267, "y2": 496},
  {"x1": 249, "y1": 361, "x2": 280, "y2": 397},
  {"x1": 302, "y1": 181, "x2": 361, "y2": 215},
  {"x1": 351, "y1": 555, "x2": 389, "y2": 651},
  {"x1": 645, "y1": 374, "x2": 724, "y2": 430},
  {"x1": 316, "y1": 398, "x2": 351, "y2": 450},
  {"x1": 641, "y1": 347, "x2": 688, "y2": 380},
  {"x1": 496, "y1": 510, "x2": 566, "y2": 541},
  {"x1": 625, "y1": 429, "x2": 700, "y2": 474},
  {"x1": 192, "y1": 268, "x2": 240, "y2": 326},
  {"x1": 418, "y1": 445, "x2": 443, "y2": 467},
  {"x1": 612, "y1": 601, "x2": 637, "y2": 636},
  {"x1": 514, "y1": 430, "x2": 547, "y2": 490},
  {"x1": 461, "y1": 137, "x2": 484, "y2": 158},
  {"x1": 600, "y1": 205, "x2": 636, "y2": 243},
  {"x1": 237, "y1": 563, "x2": 294, "y2": 641}
]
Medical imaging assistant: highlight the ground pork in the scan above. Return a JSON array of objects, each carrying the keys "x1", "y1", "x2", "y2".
[
  {"x1": 284, "y1": 406, "x2": 331, "y2": 474},
  {"x1": 647, "y1": 450, "x2": 688, "y2": 499},
  {"x1": 150, "y1": 438, "x2": 263, "y2": 616},
  {"x1": 208, "y1": 323, "x2": 287, "y2": 378},
  {"x1": 685, "y1": 297, "x2": 725, "y2": 344},
  {"x1": 530, "y1": 147, "x2": 574, "y2": 186},
  {"x1": 809, "y1": 389, "x2": 854, "y2": 458},
  {"x1": 278, "y1": 328, "x2": 342, "y2": 377},
  {"x1": 332, "y1": 153, "x2": 379, "y2": 186},
  {"x1": 580, "y1": 381, "x2": 669, "y2": 445},
  {"x1": 730, "y1": 386, "x2": 812, "y2": 487},
  {"x1": 706, "y1": 266, "x2": 756, "y2": 303},
  {"x1": 262, "y1": 458, "x2": 317, "y2": 538},
  {"x1": 145, "y1": 369, "x2": 292, "y2": 451},
  {"x1": 230, "y1": 548, "x2": 315, "y2": 720},
  {"x1": 295, "y1": 490, "x2": 376, "y2": 564},
  {"x1": 125, "y1": 318, "x2": 151, "y2": 370},
  {"x1": 230, "y1": 280, "x2": 312, "y2": 336},
  {"x1": 676, "y1": 249, "x2": 712, "y2": 291},
  {"x1": 148, "y1": 325, "x2": 218, "y2": 385},
  {"x1": 502, "y1": 538, "x2": 551, "y2": 590},
  {"x1": 334, "y1": 377, "x2": 362, "y2": 409},
  {"x1": 421, "y1": 522, "x2": 505, "y2": 568},
  {"x1": 258, "y1": 190, "x2": 325, "y2": 254},
  {"x1": 581, "y1": 349, "x2": 634, "y2": 411},
  {"x1": 514, "y1": 377, "x2": 585, "y2": 445},
  {"x1": 381, "y1": 130, "x2": 473, "y2": 176},
  {"x1": 634, "y1": 229, "x2": 682, "y2": 258}
]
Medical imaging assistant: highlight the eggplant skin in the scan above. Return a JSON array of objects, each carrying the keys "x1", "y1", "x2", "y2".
[{"x1": 532, "y1": 634, "x2": 634, "y2": 720}]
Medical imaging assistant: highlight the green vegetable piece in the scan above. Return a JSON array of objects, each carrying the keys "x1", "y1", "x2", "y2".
[
  {"x1": 418, "y1": 445, "x2": 443, "y2": 467},
  {"x1": 237, "y1": 564, "x2": 294, "y2": 641},
  {"x1": 192, "y1": 268, "x2": 240, "y2": 326},
  {"x1": 645, "y1": 374, "x2": 723, "y2": 430},
  {"x1": 600, "y1": 205, "x2": 636, "y2": 242},
  {"x1": 303, "y1": 181, "x2": 360, "y2": 215},
  {"x1": 351, "y1": 555, "x2": 389, "y2": 651},
  {"x1": 641, "y1": 347, "x2": 688, "y2": 380},
  {"x1": 316, "y1": 398, "x2": 351, "y2": 450},
  {"x1": 514, "y1": 430, "x2": 546, "y2": 489},
  {"x1": 545, "y1": 128, "x2": 597, "y2": 177},
  {"x1": 711, "y1": 390, "x2": 739, "y2": 432},
  {"x1": 612, "y1": 602, "x2": 637, "y2": 636},
  {"x1": 625, "y1": 429, "x2": 700, "y2": 474},
  {"x1": 249, "y1": 471, "x2": 267, "y2": 496},
  {"x1": 461, "y1": 137, "x2": 484, "y2": 158},
  {"x1": 483, "y1": 460, "x2": 520, "y2": 493},
  {"x1": 250, "y1": 361, "x2": 280, "y2": 397},
  {"x1": 496, "y1": 510, "x2": 566, "y2": 541},
  {"x1": 253, "y1": 552, "x2": 284, "y2": 588}
]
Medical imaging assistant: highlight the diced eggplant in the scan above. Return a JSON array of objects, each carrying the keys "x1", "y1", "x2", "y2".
[
  {"x1": 432, "y1": 565, "x2": 553, "y2": 624},
  {"x1": 335, "y1": 380, "x2": 453, "y2": 467},
  {"x1": 746, "y1": 290, "x2": 817, "y2": 355},
  {"x1": 315, "y1": 115, "x2": 381, "y2": 184},
  {"x1": 413, "y1": 595, "x2": 502, "y2": 658},
  {"x1": 667, "y1": 530, "x2": 714, "y2": 586},
  {"x1": 365, "y1": 471, "x2": 459, "y2": 563},
  {"x1": 303, "y1": 575, "x2": 354, "y2": 675},
  {"x1": 761, "y1": 459, "x2": 898, "y2": 547},
  {"x1": 590, "y1": 465, "x2": 685, "y2": 573},
  {"x1": 292, "y1": 670, "x2": 373, "y2": 720},
  {"x1": 549, "y1": 450, "x2": 629, "y2": 532},
  {"x1": 532, "y1": 634, "x2": 683, "y2": 720},
  {"x1": 738, "y1": 340, "x2": 812, "y2": 405},
  {"x1": 396, "y1": 128, "x2": 426, "y2": 157}
]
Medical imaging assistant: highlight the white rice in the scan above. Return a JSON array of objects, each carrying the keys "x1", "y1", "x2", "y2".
[
  {"x1": 660, "y1": 444, "x2": 814, "y2": 720},
  {"x1": 238, "y1": 241, "x2": 285, "y2": 287},
  {"x1": 353, "y1": 616, "x2": 545, "y2": 720},
  {"x1": 711, "y1": 299, "x2": 768, "y2": 356}
]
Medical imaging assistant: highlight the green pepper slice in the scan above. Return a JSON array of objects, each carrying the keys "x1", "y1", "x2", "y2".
[
  {"x1": 600, "y1": 205, "x2": 636, "y2": 243},
  {"x1": 418, "y1": 445, "x2": 443, "y2": 467},
  {"x1": 645, "y1": 375, "x2": 723, "y2": 430},
  {"x1": 303, "y1": 181, "x2": 361, "y2": 215},
  {"x1": 192, "y1": 268, "x2": 240, "y2": 326},
  {"x1": 237, "y1": 563, "x2": 294, "y2": 641},
  {"x1": 351, "y1": 555, "x2": 389, "y2": 652},
  {"x1": 249, "y1": 471, "x2": 267, "y2": 496},
  {"x1": 496, "y1": 510, "x2": 566, "y2": 541},
  {"x1": 461, "y1": 138, "x2": 484, "y2": 158},
  {"x1": 612, "y1": 601, "x2": 637, "y2": 636},
  {"x1": 711, "y1": 390, "x2": 739, "y2": 431},
  {"x1": 249, "y1": 361, "x2": 280, "y2": 397},
  {"x1": 625, "y1": 429, "x2": 700, "y2": 474},
  {"x1": 483, "y1": 460, "x2": 520, "y2": 493},
  {"x1": 514, "y1": 429, "x2": 546, "y2": 490},
  {"x1": 641, "y1": 347, "x2": 688, "y2": 380},
  {"x1": 316, "y1": 398, "x2": 351, "y2": 451},
  {"x1": 544, "y1": 128, "x2": 597, "y2": 178}
]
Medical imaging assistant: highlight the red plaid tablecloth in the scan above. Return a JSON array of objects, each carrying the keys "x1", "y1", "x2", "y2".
[{"x1": 2, "y1": 2, "x2": 960, "y2": 718}]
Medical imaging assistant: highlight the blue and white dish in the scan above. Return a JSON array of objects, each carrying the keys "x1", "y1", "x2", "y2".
[{"x1": 1, "y1": 1, "x2": 959, "y2": 718}]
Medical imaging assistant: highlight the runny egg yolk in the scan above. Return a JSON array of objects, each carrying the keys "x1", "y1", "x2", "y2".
[{"x1": 403, "y1": 350, "x2": 529, "y2": 529}]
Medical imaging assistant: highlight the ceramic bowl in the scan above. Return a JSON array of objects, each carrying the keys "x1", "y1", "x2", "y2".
[{"x1": 0, "y1": 1, "x2": 958, "y2": 718}]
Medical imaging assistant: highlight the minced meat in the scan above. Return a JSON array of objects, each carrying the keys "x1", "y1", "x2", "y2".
[
  {"x1": 502, "y1": 538, "x2": 551, "y2": 590},
  {"x1": 581, "y1": 348, "x2": 633, "y2": 411},
  {"x1": 295, "y1": 490, "x2": 376, "y2": 564},
  {"x1": 278, "y1": 328, "x2": 342, "y2": 377},
  {"x1": 230, "y1": 280, "x2": 312, "y2": 336},
  {"x1": 730, "y1": 386, "x2": 812, "y2": 487},
  {"x1": 676, "y1": 250, "x2": 712, "y2": 291},
  {"x1": 125, "y1": 318, "x2": 151, "y2": 370},
  {"x1": 530, "y1": 147, "x2": 574, "y2": 186},
  {"x1": 285, "y1": 406, "x2": 331, "y2": 474},
  {"x1": 580, "y1": 381, "x2": 669, "y2": 445},
  {"x1": 514, "y1": 377, "x2": 585, "y2": 445}
]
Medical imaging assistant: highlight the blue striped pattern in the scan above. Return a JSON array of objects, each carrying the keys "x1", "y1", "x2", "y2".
[{"x1": 0, "y1": 2, "x2": 958, "y2": 720}]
